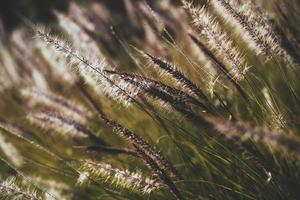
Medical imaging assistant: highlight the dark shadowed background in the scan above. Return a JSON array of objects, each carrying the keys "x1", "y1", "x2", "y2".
[{"x1": 0, "y1": 0, "x2": 186, "y2": 31}]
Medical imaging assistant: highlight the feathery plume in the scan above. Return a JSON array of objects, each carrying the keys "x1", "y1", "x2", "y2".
[
  {"x1": 182, "y1": 0, "x2": 250, "y2": 81},
  {"x1": 262, "y1": 88, "x2": 286, "y2": 129},
  {"x1": 189, "y1": 34, "x2": 248, "y2": 100},
  {"x1": 145, "y1": 53, "x2": 208, "y2": 103},
  {"x1": 21, "y1": 88, "x2": 91, "y2": 123},
  {"x1": 112, "y1": 71, "x2": 208, "y2": 123},
  {"x1": 30, "y1": 177, "x2": 70, "y2": 200},
  {"x1": 229, "y1": 0, "x2": 280, "y2": 49},
  {"x1": 27, "y1": 111, "x2": 88, "y2": 138},
  {"x1": 214, "y1": 0, "x2": 300, "y2": 67},
  {"x1": 100, "y1": 115, "x2": 182, "y2": 180},
  {"x1": 0, "y1": 177, "x2": 40, "y2": 200},
  {"x1": 79, "y1": 160, "x2": 160, "y2": 193},
  {"x1": 35, "y1": 28, "x2": 140, "y2": 106},
  {"x1": 209, "y1": 0, "x2": 273, "y2": 56},
  {"x1": 206, "y1": 116, "x2": 300, "y2": 157},
  {"x1": 54, "y1": 10, "x2": 106, "y2": 87},
  {"x1": 35, "y1": 39, "x2": 76, "y2": 84},
  {"x1": 27, "y1": 111, "x2": 103, "y2": 144},
  {"x1": 108, "y1": 70, "x2": 206, "y2": 109},
  {"x1": 136, "y1": 148, "x2": 184, "y2": 200}
]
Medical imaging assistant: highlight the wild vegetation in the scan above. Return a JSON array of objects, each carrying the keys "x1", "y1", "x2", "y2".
[{"x1": 0, "y1": 0, "x2": 300, "y2": 199}]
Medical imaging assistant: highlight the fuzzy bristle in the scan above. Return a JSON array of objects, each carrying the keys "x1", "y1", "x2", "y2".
[
  {"x1": 35, "y1": 28, "x2": 140, "y2": 106},
  {"x1": 183, "y1": 0, "x2": 250, "y2": 81},
  {"x1": 21, "y1": 87, "x2": 91, "y2": 122},
  {"x1": 79, "y1": 160, "x2": 160, "y2": 193},
  {"x1": 0, "y1": 177, "x2": 40, "y2": 200},
  {"x1": 206, "y1": 116, "x2": 300, "y2": 158},
  {"x1": 100, "y1": 115, "x2": 182, "y2": 180}
]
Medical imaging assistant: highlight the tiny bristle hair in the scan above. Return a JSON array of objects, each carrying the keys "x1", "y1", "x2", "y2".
[
  {"x1": 144, "y1": 53, "x2": 208, "y2": 103},
  {"x1": 182, "y1": 0, "x2": 250, "y2": 81},
  {"x1": 99, "y1": 115, "x2": 182, "y2": 180},
  {"x1": 35, "y1": 38, "x2": 76, "y2": 84},
  {"x1": 27, "y1": 110, "x2": 104, "y2": 144},
  {"x1": 206, "y1": 116, "x2": 300, "y2": 158},
  {"x1": 21, "y1": 87, "x2": 91, "y2": 122},
  {"x1": 79, "y1": 160, "x2": 160, "y2": 194},
  {"x1": 0, "y1": 177, "x2": 40, "y2": 200}
]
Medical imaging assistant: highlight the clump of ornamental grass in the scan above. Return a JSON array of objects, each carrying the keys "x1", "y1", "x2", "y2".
[{"x1": 0, "y1": 0, "x2": 299, "y2": 200}]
